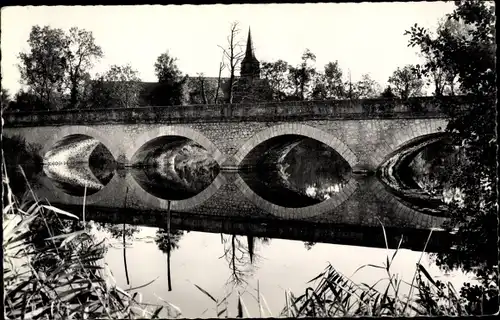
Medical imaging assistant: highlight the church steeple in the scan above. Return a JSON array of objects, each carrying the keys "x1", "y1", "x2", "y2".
[
  {"x1": 245, "y1": 28, "x2": 255, "y2": 59},
  {"x1": 240, "y1": 27, "x2": 260, "y2": 79}
]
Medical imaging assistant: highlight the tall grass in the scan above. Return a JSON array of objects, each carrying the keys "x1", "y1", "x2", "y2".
[
  {"x1": 280, "y1": 223, "x2": 475, "y2": 317},
  {"x1": 2, "y1": 161, "x2": 181, "y2": 319}
]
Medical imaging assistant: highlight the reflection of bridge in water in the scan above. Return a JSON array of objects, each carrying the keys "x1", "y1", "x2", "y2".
[
  {"x1": 33, "y1": 169, "x2": 447, "y2": 231},
  {"x1": 54, "y1": 201, "x2": 452, "y2": 253}
]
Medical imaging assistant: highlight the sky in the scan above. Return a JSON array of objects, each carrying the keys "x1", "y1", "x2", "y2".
[{"x1": 1, "y1": 2, "x2": 457, "y2": 95}]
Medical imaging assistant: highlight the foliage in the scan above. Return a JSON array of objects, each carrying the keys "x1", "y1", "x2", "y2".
[
  {"x1": 17, "y1": 25, "x2": 102, "y2": 110},
  {"x1": 352, "y1": 74, "x2": 382, "y2": 99},
  {"x1": 155, "y1": 229, "x2": 185, "y2": 254},
  {"x1": 2, "y1": 88, "x2": 11, "y2": 111},
  {"x1": 288, "y1": 49, "x2": 318, "y2": 101},
  {"x1": 84, "y1": 75, "x2": 114, "y2": 109},
  {"x1": 186, "y1": 73, "x2": 214, "y2": 104},
  {"x1": 2, "y1": 135, "x2": 43, "y2": 199},
  {"x1": 2, "y1": 163, "x2": 180, "y2": 319},
  {"x1": 406, "y1": 1, "x2": 495, "y2": 97},
  {"x1": 312, "y1": 61, "x2": 346, "y2": 99},
  {"x1": 380, "y1": 86, "x2": 396, "y2": 98},
  {"x1": 151, "y1": 51, "x2": 188, "y2": 106},
  {"x1": 101, "y1": 64, "x2": 142, "y2": 108},
  {"x1": 6, "y1": 91, "x2": 46, "y2": 112},
  {"x1": 284, "y1": 225, "x2": 497, "y2": 317},
  {"x1": 260, "y1": 60, "x2": 291, "y2": 101},
  {"x1": 95, "y1": 222, "x2": 140, "y2": 241},
  {"x1": 405, "y1": 0, "x2": 497, "y2": 312},
  {"x1": 18, "y1": 25, "x2": 67, "y2": 110},
  {"x1": 388, "y1": 65, "x2": 424, "y2": 99},
  {"x1": 63, "y1": 27, "x2": 103, "y2": 108}
]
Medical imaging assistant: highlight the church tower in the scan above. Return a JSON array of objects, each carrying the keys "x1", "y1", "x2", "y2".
[{"x1": 240, "y1": 27, "x2": 261, "y2": 79}]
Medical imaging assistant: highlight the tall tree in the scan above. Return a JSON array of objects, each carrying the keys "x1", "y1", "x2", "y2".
[
  {"x1": 353, "y1": 73, "x2": 382, "y2": 99},
  {"x1": 218, "y1": 21, "x2": 245, "y2": 103},
  {"x1": 387, "y1": 65, "x2": 424, "y2": 99},
  {"x1": 102, "y1": 64, "x2": 142, "y2": 108},
  {"x1": 288, "y1": 49, "x2": 317, "y2": 100},
  {"x1": 63, "y1": 27, "x2": 103, "y2": 108},
  {"x1": 18, "y1": 25, "x2": 67, "y2": 109},
  {"x1": 312, "y1": 61, "x2": 346, "y2": 99},
  {"x1": 406, "y1": 0, "x2": 496, "y2": 312},
  {"x1": 151, "y1": 50, "x2": 188, "y2": 106},
  {"x1": 417, "y1": 18, "x2": 470, "y2": 97},
  {"x1": 261, "y1": 60, "x2": 291, "y2": 101}
]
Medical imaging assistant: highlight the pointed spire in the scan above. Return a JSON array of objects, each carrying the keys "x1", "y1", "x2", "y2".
[
  {"x1": 240, "y1": 26, "x2": 260, "y2": 79},
  {"x1": 245, "y1": 27, "x2": 255, "y2": 59}
]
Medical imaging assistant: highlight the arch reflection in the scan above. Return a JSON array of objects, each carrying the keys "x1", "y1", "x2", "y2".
[
  {"x1": 239, "y1": 135, "x2": 352, "y2": 208},
  {"x1": 43, "y1": 134, "x2": 116, "y2": 196},
  {"x1": 130, "y1": 135, "x2": 220, "y2": 201},
  {"x1": 378, "y1": 133, "x2": 459, "y2": 216}
]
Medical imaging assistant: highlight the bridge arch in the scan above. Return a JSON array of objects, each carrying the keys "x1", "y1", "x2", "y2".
[
  {"x1": 126, "y1": 126, "x2": 225, "y2": 165},
  {"x1": 375, "y1": 119, "x2": 449, "y2": 167},
  {"x1": 233, "y1": 123, "x2": 359, "y2": 168},
  {"x1": 41, "y1": 125, "x2": 121, "y2": 162}
]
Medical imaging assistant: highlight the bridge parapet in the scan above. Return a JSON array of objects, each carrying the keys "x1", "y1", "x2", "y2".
[{"x1": 2, "y1": 96, "x2": 474, "y2": 127}]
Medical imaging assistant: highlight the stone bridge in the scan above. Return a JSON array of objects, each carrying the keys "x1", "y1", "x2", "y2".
[{"x1": 2, "y1": 96, "x2": 473, "y2": 231}]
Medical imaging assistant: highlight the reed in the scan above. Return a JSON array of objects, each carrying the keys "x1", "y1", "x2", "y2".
[
  {"x1": 281, "y1": 222, "x2": 472, "y2": 317},
  {"x1": 2, "y1": 161, "x2": 181, "y2": 320}
]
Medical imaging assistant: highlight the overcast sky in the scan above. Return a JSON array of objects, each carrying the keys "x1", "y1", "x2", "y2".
[{"x1": 1, "y1": 3, "x2": 456, "y2": 95}]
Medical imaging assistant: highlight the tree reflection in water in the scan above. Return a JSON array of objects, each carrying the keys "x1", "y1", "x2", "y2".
[
  {"x1": 155, "y1": 229, "x2": 185, "y2": 254},
  {"x1": 220, "y1": 235, "x2": 271, "y2": 287},
  {"x1": 155, "y1": 227, "x2": 186, "y2": 292},
  {"x1": 95, "y1": 222, "x2": 140, "y2": 285}
]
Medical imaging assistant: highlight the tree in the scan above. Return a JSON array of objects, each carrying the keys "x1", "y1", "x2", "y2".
[
  {"x1": 261, "y1": 60, "x2": 292, "y2": 101},
  {"x1": 218, "y1": 21, "x2": 245, "y2": 103},
  {"x1": 76, "y1": 73, "x2": 96, "y2": 109},
  {"x1": 102, "y1": 64, "x2": 142, "y2": 108},
  {"x1": 186, "y1": 73, "x2": 222, "y2": 104},
  {"x1": 353, "y1": 73, "x2": 382, "y2": 99},
  {"x1": 387, "y1": 65, "x2": 424, "y2": 99},
  {"x1": 151, "y1": 50, "x2": 188, "y2": 106},
  {"x1": 288, "y1": 49, "x2": 318, "y2": 100},
  {"x1": 380, "y1": 86, "x2": 396, "y2": 98},
  {"x1": 214, "y1": 54, "x2": 226, "y2": 104},
  {"x1": 312, "y1": 61, "x2": 346, "y2": 99},
  {"x1": 417, "y1": 18, "x2": 470, "y2": 97},
  {"x1": 18, "y1": 25, "x2": 67, "y2": 110},
  {"x1": 220, "y1": 234, "x2": 258, "y2": 286},
  {"x1": 406, "y1": 0, "x2": 496, "y2": 312},
  {"x1": 1, "y1": 88, "x2": 11, "y2": 112},
  {"x1": 63, "y1": 27, "x2": 103, "y2": 108},
  {"x1": 155, "y1": 229, "x2": 185, "y2": 254},
  {"x1": 196, "y1": 73, "x2": 208, "y2": 104}
]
